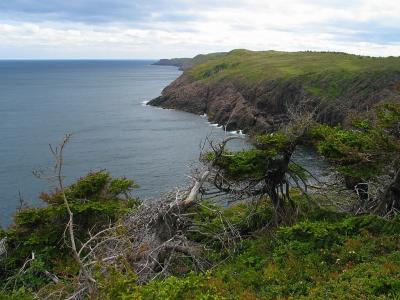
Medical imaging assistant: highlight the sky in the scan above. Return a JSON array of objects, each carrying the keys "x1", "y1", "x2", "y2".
[{"x1": 0, "y1": 0, "x2": 399, "y2": 59}]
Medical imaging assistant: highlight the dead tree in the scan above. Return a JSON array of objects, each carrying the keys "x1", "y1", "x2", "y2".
[
  {"x1": 58, "y1": 169, "x2": 242, "y2": 300},
  {"x1": 123, "y1": 179, "x2": 211, "y2": 282},
  {"x1": 377, "y1": 168, "x2": 400, "y2": 217},
  {"x1": 369, "y1": 104, "x2": 400, "y2": 218},
  {"x1": 34, "y1": 134, "x2": 97, "y2": 295},
  {"x1": 349, "y1": 104, "x2": 400, "y2": 218},
  {"x1": 352, "y1": 167, "x2": 400, "y2": 219}
]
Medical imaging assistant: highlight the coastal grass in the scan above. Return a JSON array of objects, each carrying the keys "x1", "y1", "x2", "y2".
[{"x1": 187, "y1": 49, "x2": 400, "y2": 99}]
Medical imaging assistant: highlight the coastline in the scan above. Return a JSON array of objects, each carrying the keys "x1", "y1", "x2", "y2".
[{"x1": 149, "y1": 51, "x2": 400, "y2": 134}]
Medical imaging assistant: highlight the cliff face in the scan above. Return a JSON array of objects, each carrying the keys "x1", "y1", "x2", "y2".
[
  {"x1": 149, "y1": 74, "x2": 302, "y2": 132},
  {"x1": 149, "y1": 50, "x2": 400, "y2": 133}
]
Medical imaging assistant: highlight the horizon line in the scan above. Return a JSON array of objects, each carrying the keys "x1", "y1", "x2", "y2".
[{"x1": 0, "y1": 58, "x2": 161, "y2": 61}]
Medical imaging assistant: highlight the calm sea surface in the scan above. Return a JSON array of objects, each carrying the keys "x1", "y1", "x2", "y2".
[
  {"x1": 0, "y1": 60, "x2": 330, "y2": 228},
  {"x1": 0, "y1": 60, "x2": 248, "y2": 227}
]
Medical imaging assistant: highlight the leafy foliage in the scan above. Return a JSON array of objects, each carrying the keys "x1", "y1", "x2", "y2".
[
  {"x1": 204, "y1": 132, "x2": 304, "y2": 227},
  {"x1": 206, "y1": 133, "x2": 294, "y2": 181},
  {"x1": 307, "y1": 104, "x2": 400, "y2": 184},
  {"x1": 207, "y1": 149, "x2": 272, "y2": 180},
  {"x1": 377, "y1": 102, "x2": 400, "y2": 137},
  {"x1": 2, "y1": 175, "x2": 400, "y2": 299},
  {"x1": 0, "y1": 289, "x2": 35, "y2": 300},
  {"x1": 94, "y1": 207, "x2": 400, "y2": 299},
  {"x1": 204, "y1": 133, "x2": 292, "y2": 181},
  {"x1": 0, "y1": 171, "x2": 139, "y2": 291}
]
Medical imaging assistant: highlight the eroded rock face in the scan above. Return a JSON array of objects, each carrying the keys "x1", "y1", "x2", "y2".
[
  {"x1": 150, "y1": 75, "x2": 209, "y2": 114},
  {"x1": 148, "y1": 75, "x2": 299, "y2": 134},
  {"x1": 148, "y1": 72, "x2": 400, "y2": 134}
]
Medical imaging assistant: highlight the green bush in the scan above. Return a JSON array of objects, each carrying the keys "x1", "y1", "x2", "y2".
[
  {"x1": 95, "y1": 211, "x2": 400, "y2": 299},
  {"x1": 203, "y1": 132, "x2": 295, "y2": 181},
  {"x1": 307, "y1": 105, "x2": 400, "y2": 184},
  {"x1": 0, "y1": 289, "x2": 35, "y2": 300},
  {"x1": 303, "y1": 252, "x2": 400, "y2": 299},
  {"x1": 0, "y1": 171, "x2": 140, "y2": 292}
]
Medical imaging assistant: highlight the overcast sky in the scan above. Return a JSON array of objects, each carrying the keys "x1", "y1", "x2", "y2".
[{"x1": 0, "y1": 0, "x2": 399, "y2": 59}]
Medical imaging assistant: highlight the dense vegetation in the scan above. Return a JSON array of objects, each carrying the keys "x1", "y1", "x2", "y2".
[
  {"x1": 1, "y1": 75, "x2": 400, "y2": 298},
  {"x1": 99, "y1": 208, "x2": 400, "y2": 299},
  {"x1": 2, "y1": 198, "x2": 400, "y2": 299},
  {"x1": 0, "y1": 171, "x2": 139, "y2": 295},
  {"x1": 310, "y1": 105, "x2": 399, "y2": 179}
]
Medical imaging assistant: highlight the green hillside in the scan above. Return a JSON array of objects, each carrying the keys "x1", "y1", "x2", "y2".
[
  {"x1": 189, "y1": 49, "x2": 400, "y2": 81},
  {"x1": 187, "y1": 49, "x2": 400, "y2": 99}
]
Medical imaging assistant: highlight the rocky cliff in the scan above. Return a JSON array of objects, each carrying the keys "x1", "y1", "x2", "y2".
[{"x1": 149, "y1": 50, "x2": 400, "y2": 133}]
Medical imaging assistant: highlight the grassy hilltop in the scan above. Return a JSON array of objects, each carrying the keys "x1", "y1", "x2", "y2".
[
  {"x1": 188, "y1": 49, "x2": 400, "y2": 99},
  {"x1": 189, "y1": 49, "x2": 400, "y2": 80}
]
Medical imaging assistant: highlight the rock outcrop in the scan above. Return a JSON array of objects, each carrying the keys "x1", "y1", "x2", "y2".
[{"x1": 149, "y1": 51, "x2": 400, "y2": 134}]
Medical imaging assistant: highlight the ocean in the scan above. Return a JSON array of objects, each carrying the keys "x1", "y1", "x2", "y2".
[{"x1": 0, "y1": 60, "x2": 247, "y2": 227}]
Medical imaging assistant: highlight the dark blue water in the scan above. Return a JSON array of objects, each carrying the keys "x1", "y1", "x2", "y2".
[{"x1": 0, "y1": 60, "x2": 247, "y2": 227}]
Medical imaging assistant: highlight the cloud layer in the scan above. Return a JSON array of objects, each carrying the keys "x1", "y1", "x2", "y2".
[{"x1": 0, "y1": 0, "x2": 399, "y2": 58}]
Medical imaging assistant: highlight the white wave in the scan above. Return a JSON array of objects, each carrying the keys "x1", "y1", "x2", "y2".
[
  {"x1": 205, "y1": 119, "x2": 245, "y2": 135},
  {"x1": 141, "y1": 100, "x2": 149, "y2": 106},
  {"x1": 229, "y1": 129, "x2": 246, "y2": 136}
]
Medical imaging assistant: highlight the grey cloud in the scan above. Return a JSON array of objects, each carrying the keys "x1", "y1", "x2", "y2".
[
  {"x1": 0, "y1": 0, "x2": 186, "y2": 23},
  {"x1": 0, "y1": 0, "x2": 241, "y2": 24}
]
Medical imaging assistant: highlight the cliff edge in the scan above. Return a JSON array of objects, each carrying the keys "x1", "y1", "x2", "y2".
[{"x1": 149, "y1": 49, "x2": 400, "y2": 133}]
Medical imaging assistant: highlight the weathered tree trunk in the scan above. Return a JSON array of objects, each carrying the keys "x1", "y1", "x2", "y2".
[
  {"x1": 375, "y1": 168, "x2": 400, "y2": 216},
  {"x1": 121, "y1": 171, "x2": 211, "y2": 282}
]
